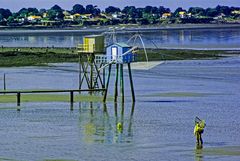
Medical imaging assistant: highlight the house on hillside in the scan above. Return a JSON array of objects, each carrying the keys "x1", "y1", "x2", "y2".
[
  {"x1": 162, "y1": 13, "x2": 171, "y2": 19},
  {"x1": 27, "y1": 15, "x2": 42, "y2": 22}
]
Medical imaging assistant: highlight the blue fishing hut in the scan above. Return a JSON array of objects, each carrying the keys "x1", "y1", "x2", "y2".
[{"x1": 106, "y1": 43, "x2": 135, "y2": 63}]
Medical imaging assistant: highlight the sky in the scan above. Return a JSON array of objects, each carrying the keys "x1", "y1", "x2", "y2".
[{"x1": 0, "y1": 0, "x2": 239, "y2": 12}]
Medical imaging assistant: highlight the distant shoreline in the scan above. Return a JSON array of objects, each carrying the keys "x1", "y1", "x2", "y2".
[{"x1": 0, "y1": 24, "x2": 240, "y2": 34}]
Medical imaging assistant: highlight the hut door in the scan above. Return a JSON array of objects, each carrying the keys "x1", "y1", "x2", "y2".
[{"x1": 112, "y1": 47, "x2": 117, "y2": 61}]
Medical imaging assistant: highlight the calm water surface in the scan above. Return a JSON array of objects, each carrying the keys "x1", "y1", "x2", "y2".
[
  {"x1": 0, "y1": 57, "x2": 240, "y2": 160},
  {"x1": 0, "y1": 28, "x2": 240, "y2": 49}
]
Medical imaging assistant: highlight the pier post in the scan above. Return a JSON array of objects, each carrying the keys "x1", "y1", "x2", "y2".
[
  {"x1": 70, "y1": 91, "x2": 74, "y2": 110},
  {"x1": 103, "y1": 64, "x2": 112, "y2": 102},
  {"x1": 120, "y1": 64, "x2": 124, "y2": 103},
  {"x1": 114, "y1": 64, "x2": 119, "y2": 102},
  {"x1": 17, "y1": 92, "x2": 21, "y2": 107},
  {"x1": 70, "y1": 91, "x2": 74, "y2": 103},
  {"x1": 128, "y1": 63, "x2": 135, "y2": 102},
  {"x1": 3, "y1": 73, "x2": 6, "y2": 91}
]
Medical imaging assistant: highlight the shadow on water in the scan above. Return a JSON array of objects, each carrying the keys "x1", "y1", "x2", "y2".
[
  {"x1": 78, "y1": 102, "x2": 135, "y2": 144},
  {"x1": 194, "y1": 146, "x2": 240, "y2": 161}
]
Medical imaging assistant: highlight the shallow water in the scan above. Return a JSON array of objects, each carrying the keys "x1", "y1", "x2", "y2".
[{"x1": 0, "y1": 57, "x2": 240, "y2": 160}]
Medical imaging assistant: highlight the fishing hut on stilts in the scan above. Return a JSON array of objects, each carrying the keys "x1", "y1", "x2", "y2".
[
  {"x1": 77, "y1": 35, "x2": 106, "y2": 91},
  {"x1": 77, "y1": 34, "x2": 137, "y2": 103}
]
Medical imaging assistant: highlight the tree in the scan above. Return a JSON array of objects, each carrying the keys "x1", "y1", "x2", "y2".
[
  {"x1": 51, "y1": 5, "x2": 63, "y2": 12},
  {"x1": 105, "y1": 6, "x2": 121, "y2": 14},
  {"x1": 86, "y1": 5, "x2": 100, "y2": 16},
  {"x1": 206, "y1": 8, "x2": 218, "y2": 17},
  {"x1": 39, "y1": 8, "x2": 46, "y2": 14},
  {"x1": 27, "y1": 8, "x2": 39, "y2": 15},
  {"x1": 122, "y1": 6, "x2": 138, "y2": 18},
  {"x1": 157, "y1": 6, "x2": 171, "y2": 15},
  {"x1": 56, "y1": 11, "x2": 64, "y2": 20},
  {"x1": 188, "y1": 7, "x2": 205, "y2": 16},
  {"x1": 174, "y1": 7, "x2": 186, "y2": 17},
  {"x1": 72, "y1": 4, "x2": 85, "y2": 14},
  {"x1": 0, "y1": 8, "x2": 12, "y2": 19},
  {"x1": 144, "y1": 6, "x2": 153, "y2": 13},
  {"x1": 216, "y1": 5, "x2": 231, "y2": 16},
  {"x1": 47, "y1": 9, "x2": 57, "y2": 20},
  {"x1": 86, "y1": 5, "x2": 94, "y2": 14}
]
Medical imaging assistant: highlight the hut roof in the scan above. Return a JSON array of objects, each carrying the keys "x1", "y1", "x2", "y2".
[{"x1": 108, "y1": 42, "x2": 130, "y2": 48}]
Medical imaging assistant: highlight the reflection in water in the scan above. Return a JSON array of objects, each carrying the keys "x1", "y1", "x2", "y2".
[
  {"x1": 195, "y1": 149, "x2": 204, "y2": 161},
  {"x1": 0, "y1": 28, "x2": 239, "y2": 49},
  {"x1": 78, "y1": 102, "x2": 135, "y2": 144}
]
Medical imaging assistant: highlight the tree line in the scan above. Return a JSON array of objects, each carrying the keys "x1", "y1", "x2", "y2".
[{"x1": 0, "y1": 4, "x2": 239, "y2": 26}]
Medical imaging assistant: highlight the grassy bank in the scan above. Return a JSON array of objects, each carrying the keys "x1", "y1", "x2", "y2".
[
  {"x1": 136, "y1": 48, "x2": 239, "y2": 61},
  {"x1": 0, "y1": 47, "x2": 78, "y2": 67},
  {"x1": 0, "y1": 47, "x2": 239, "y2": 67}
]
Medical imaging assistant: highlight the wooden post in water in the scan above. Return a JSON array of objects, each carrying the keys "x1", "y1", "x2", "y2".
[
  {"x1": 120, "y1": 64, "x2": 124, "y2": 103},
  {"x1": 114, "y1": 64, "x2": 119, "y2": 102},
  {"x1": 17, "y1": 92, "x2": 21, "y2": 109},
  {"x1": 103, "y1": 64, "x2": 112, "y2": 102},
  {"x1": 128, "y1": 63, "x2": 135, "y2": 102},
  {"x1": 70, "y1": 91, "x2": 74, "y2": 110},
  {"x1": 3, "y1": 73, "x2": 6, "y2": 91}
]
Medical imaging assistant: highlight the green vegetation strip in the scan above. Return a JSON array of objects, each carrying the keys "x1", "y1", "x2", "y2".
[
  {"x1": 0, "y1": 47, "x2": 238, "y2": 67},
  {"x1": 0, "y1": 94, "x2": 113, "y2": 103},
  {"x1": 0, "y1": 47, "x2": 78, "y2": 67}
]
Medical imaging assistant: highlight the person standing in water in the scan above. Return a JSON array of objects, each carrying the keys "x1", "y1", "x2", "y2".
[{"x1": 194, "y1": 117, "x2": 206, "y2": 148}]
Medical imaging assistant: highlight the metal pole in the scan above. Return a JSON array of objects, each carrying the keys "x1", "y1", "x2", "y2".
[
  {"x1": 128, "y1": 63, "x2": 135, "y2": 102},
  {"x1": 103, "y1": 64, "x2": 112, "y2": 102},
  {"x1": 114, "y1": 64, "x2": 119, "y2": 102}
]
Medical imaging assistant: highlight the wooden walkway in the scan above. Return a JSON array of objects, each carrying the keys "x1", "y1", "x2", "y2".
[{"x1": 0, "y1": 89, "x2": 106, "y2": 106}]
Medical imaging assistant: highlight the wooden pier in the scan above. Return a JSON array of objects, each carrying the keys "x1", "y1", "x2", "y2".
[{"x1": 0, "y1": 89, "x2": 105, "y2": 106}]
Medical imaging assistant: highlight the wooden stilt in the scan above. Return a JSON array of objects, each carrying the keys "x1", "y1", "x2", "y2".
[
  {"x1": 103, "y1": 64, "x2": 112, "y2": 102},
  {"x1": 114, "y1": 64, "x2": 119, "y2": 102},
  {"x1": 79, "y1": 55, "x2": 82, "y2": 90},
  {"x1": 93, "y1": 61, "x2": 104, "y2": 88},
  {"x1": 128, "y1": 63, "x2": 135, "y2": 102},
  {"x1": 103, "y1": 64, "x2": 106, "y2": 88},
  {"x1": 90, "y1": 57, "x2": 93, "y2": 90},
  {"x1": 120, "y1": 64, "x2": 124, "y2": 103},
  {"x1": 81, "y1": 62, "x2": 90, "y2": 88}
]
